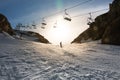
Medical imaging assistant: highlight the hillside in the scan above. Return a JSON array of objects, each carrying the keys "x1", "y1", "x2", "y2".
[
  {"x1": 72, "y1": 0, "x2": 120, "y2": 45},
  {"x1": 0, "y1": 13, "x2": 15, "y2": 35},
  {"x1": 0, "y1": 32, "x2": 120, "y2": 79},
  {"x1": 0, "y1": 13, "x2": 50, "y2": 43},
  {"x1": 15, "y1": 30, "x2": 50, "y2": 43}
]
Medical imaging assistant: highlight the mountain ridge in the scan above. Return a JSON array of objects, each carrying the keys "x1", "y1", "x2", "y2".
[{"x1": 72, "y1": 0, "x2": 120, "y2": 45}]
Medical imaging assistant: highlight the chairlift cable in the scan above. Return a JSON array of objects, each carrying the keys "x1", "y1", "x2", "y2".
[
  {"x1": 91, "y1": 8, "x2": 109, "y2": 14},
  {"x1": 42, "y1": 8, "x2": 108, "y2": 24},
  {"x1": 20, "y1": 0, "x2": 93, "y2": 26},
  {"x1": 67, "y1": 0, "x2": 93, "y2": 10},
  {"x1": 44, "y1": 0, "x2": 93, "y2": 18},
  {"x1": 72, "y1": 8, "x2": 109, "y2": 18}
]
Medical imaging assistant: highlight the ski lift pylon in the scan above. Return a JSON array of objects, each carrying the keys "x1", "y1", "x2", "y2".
[{"x1": 64, "y1": 9, "x2": 72, "y2": 21}]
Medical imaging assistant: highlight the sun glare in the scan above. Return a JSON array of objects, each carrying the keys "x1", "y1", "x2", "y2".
[
  {"x1": 47, "y1": 16, "x2": 72, "y2": 45},
  {"x1": 39, "y1": 15, "x2": 89, "y2": 45}
]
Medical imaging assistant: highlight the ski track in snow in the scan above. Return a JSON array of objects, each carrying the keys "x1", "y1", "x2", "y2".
[{"x1": 0, "y1": 33, "x2": 120, "y2": 80}]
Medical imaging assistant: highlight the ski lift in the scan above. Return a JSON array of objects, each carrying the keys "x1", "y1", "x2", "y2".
[
  {"x1": 29, "y1": 26, "x2": 32, "y2": 29},
  {"x1": 32, "y1": 21, "x2": 36, "y2": 29},
  {"x1": 22, "y1": 26, "x2": 25, "y2": 28},
  {"x1": 26, "y1": 25, "x2": 29, "y2": 28},
  {"x1": 64, "y1": 9, "x2": 72, "y2": 21},
  {"x1": 41, "y1": 26, "x2": 45, "y2": 29},
  {"x1": 53, "y1": 21, "x2": 57, "y2": 28},
  {"x1": 41, "y1": 18, "x2": 47, "y2": 29},
  {"x1": 87, "y1": 13, "x2": 94, "y2": 25},
  {"x1": 32, "y1": 21, "x2": 36, "y2": 26},
  {"x1": 28, "y1": 24, "x2": 32, "y2": 29},
  {"x1": 41, "y1": 18, "x2": 47, "y2": 25},
  {"x1": 32, "y1": 24, "x2": 36, "y2": 27}
]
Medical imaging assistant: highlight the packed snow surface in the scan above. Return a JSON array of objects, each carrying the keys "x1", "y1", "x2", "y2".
[{"x1": 0, "y1": 33, "x2": 120, "y2": 80}]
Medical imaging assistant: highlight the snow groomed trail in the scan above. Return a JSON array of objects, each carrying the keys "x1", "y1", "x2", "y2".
[{"x1": 0, "y1": 33, "x2": 120, "y2": 80}]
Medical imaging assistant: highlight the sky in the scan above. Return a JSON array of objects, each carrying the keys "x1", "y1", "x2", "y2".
[{"x1": 0, "y1": 0, "x2": 113, "y2": 44}]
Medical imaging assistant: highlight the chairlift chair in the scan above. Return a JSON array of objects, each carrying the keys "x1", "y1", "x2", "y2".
[
  {"x1": 42, "y1": 22, "x2": 47, "y2": 25},
  {"x1": 32, "y1": 24, "x2": 36, "y2": 29},
  {"x1": 87, "y1": 17, "x2": 93, "y2": 25},
  {"x1": 41, "y1": 18, "x2": 47, "y2": 29},
  {"x1": 87, "y1": 13, "x2": 93, "y2": 25},
  {"x1": 27, "y1": 25, "x2": 29, "y2": 28},
  {"x1": 41, "y1": 18, "x2": 47, "y2": 25},
  {"x1": 28, "y1": 25, "x2": 32, "y2": 29},
  {"x1": 31, "y1": 21, "x2": 37, "y2": 29},
  {"x1": 29, "y1": 27, "x2": 32, "y2": 29},
  {"x1": 22, "y1": 26, "x2": 25, "y2": 28},
  {"x1": 64, "y1": 9, "x2": 72, "y2": 21},
  {"x1": 53, "y1": 25, "x2": 56, "y2": 28},
  {"x1": 32, "y1": 23, "x2": 36, "y2": 26},
  {"x1": 53, "y1": 21, "x2": 57, "y2": 28},
  {"x1": 32, "y1": 24, "x2": 36, "y2": 27},
  {"x1": 41, "y1": 26, "x2": 45, "y2": 29},
  {"x1": 33, "y1": 26, "x2": 36, "y2": 29}
]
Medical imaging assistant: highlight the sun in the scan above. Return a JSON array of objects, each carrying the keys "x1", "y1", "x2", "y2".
[{"x1": 47, "y1": 16, "x2": 72, "y2": 45}]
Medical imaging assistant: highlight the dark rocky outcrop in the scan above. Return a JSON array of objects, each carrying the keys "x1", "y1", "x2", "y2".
[
  {"x1": 15, "y1": 30, "x2": 50, "y2": 43},
  {"x1": 27, "y1": 31, "x2": 50, "y2": 43},
  {"x1": 0, "y1": 13, "x2": 15, "y2": 35},
  {"x1": 0, "y1": 13, "x2": 49, "y2": 44},
  {"x1": 72, "y1": 0, "x2": 120, "y2": 45},
  {"x1": 102, "y1": 0, "x2": 120, "y2": 45},
  {"x1": 36, "y1": 33, "x2": 50, "y2": 43}
]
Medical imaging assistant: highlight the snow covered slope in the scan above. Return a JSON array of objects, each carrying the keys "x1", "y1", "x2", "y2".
[{"x1": 0, "y1": 33, "x2": 120, "y2": 80}]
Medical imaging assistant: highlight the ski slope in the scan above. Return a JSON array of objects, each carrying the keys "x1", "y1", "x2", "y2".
[{"x1": 0, "y1": 33, "x2": 120, "y2": 80}]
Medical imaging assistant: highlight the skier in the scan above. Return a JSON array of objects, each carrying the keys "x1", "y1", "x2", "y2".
[
  {"x1": 20, "y1": 31, "x2": 23, "y2": 40},
  {"x1": 60, "y1": 42, "x2": 63, "y2": 48}
]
